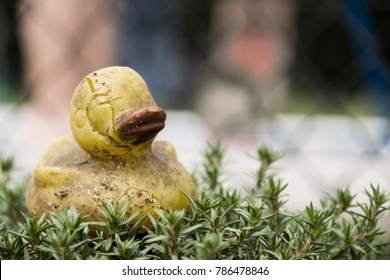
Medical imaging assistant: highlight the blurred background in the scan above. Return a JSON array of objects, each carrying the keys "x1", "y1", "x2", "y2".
[{"x1": 1, "y1": 0, "x2": 390, "y2": 217}]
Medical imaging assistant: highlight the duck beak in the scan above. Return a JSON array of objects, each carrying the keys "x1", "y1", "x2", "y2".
[{"x1": 114, "y1": 106, "x2": 166, "y2": 145}]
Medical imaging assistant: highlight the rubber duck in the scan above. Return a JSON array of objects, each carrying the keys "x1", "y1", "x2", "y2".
[{"x1": 25, "y1": 66, "x2": 198, "y2": 227}]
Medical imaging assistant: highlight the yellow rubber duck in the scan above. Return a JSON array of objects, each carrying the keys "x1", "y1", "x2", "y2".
[{"x1": 25, "y1": 66, "x2": 198, "y2": 227}]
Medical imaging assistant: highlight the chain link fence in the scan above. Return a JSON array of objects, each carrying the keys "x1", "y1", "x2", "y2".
[{"x1": 1, "y1": 0, "x2": 389, "y2": 114}]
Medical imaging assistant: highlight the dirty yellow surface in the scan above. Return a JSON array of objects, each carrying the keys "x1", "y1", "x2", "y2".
[{"x1": 26, "y1": 66, "x2": 198, "y2": 227}]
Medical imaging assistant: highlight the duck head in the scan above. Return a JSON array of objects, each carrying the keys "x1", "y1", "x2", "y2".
[{"x1": 70, "y1": 66, "x2": 166, "y2": 160}]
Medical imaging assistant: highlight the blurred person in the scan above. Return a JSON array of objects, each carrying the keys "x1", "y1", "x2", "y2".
[
  {"x1": 18, "y1": 0, "x2": 118, "y2": 122},
  {"x1": 196, "y1": 0, "x2": 298, "y2": 137},
  {"x1": 1, "y1": 0, "x2": 118, "y2": 172}
]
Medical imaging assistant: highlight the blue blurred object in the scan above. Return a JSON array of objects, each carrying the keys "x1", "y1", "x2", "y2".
[
  {"x1": 118, "y1": 1, "x2": 195, "y2": 109},
  {"x1": 342, "y1": 0, "x2": 390, "y2": 117},
  {"x1": 342, "y1": 0, "x2": 390, "y2": 145}
]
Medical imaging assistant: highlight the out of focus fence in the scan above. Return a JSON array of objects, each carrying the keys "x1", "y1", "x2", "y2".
[{"x1": 0, "y1": 0, "x2": 388, "y2": 114}]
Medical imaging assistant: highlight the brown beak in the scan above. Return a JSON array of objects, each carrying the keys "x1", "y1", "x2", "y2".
[{"x1": 114, "y1": 106, "x2": 166, "y2": 145}]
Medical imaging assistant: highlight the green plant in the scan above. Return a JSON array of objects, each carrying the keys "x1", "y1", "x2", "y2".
[{"x1": 0, "y1": 144, "x2": 389, "y2": 260}]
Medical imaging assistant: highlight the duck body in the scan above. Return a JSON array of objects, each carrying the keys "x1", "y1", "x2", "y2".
[
  {"x1": 25, "y1": 66, "x2": 197, "y2": 226},
  {"x1": 26, "y1": 136, "x2": 196, "y2": 223}
]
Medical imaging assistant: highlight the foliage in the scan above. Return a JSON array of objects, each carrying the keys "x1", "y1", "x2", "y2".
[{"x1": 0, "y1": 145, "x2": 389, "y2": 260}]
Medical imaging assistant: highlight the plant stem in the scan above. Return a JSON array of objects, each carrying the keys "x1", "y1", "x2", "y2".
[{"x1": 293, "y1": 232, "x2": 313, "y2": 259}]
